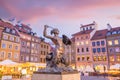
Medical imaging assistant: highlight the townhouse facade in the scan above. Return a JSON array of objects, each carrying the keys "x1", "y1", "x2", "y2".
[
  {"x1": 40, "y1": 41, "x2": 50, "y2": 63},
  {"x1": 0, "y1": 19, "x2": 20, "y2": 62},
  {"x1": 72, "y1": 21, "x2": 98, "y2": 70},
  {"x1": 106, "y1": 25, "x2": 120, "y2": 68},
  {"x1": 91, "y1": 29, "x2": 108, "y2": 71}
]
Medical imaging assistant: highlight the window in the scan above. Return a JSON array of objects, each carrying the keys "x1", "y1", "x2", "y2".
[
  {"x1": 31, "y1": 57, "x2": 33, "y2": 61},
  {"x1": 2, "y1": 43, "x2": 6, "y2": 48},
  {"x1": 83, "y1": 28, "x2": 85, "y2": 31},
  {"x1": 87, "y1": 57, "x2": 90, "y2": 61},
  {"x1": 86, "y1": 48, "x2": 89, "y2": 52},
  {"x1": 12, "y1": 30, "x2": 15, "y2": 34},
  {"x1": 114, "y1": 40, "x2": 119, "y2": 45},
  {"x1": 27, "y1": 42, "x2": 30, "y2": 46},
  {"x1": 77, "y1": 48, "x2": 80, "y2": 53},
  {"x1": 112, "y1": 31, "x2": 117, "y2": 35},
  {"x1": 97, "y1": 48, "x2": 101, "y2": 53},
  {"x1": 32, "y1": 43, "x2": 34, "y2": 47},
  {"x1": 115, "y1": 47, "x2": 120, "y2": 52},
  {"x1": 103, "y1": 56, "x2": 107, "y2": 61},
  {"x1": 14, "y1": 53, "x2": 18, "y2": 59},
  {"x1": 41, "y1": 51, "x2": 43, "y2": 55},
  {"x1": 81, "y1": 37, "x2": 83, "y2": 40},
  {"x1": 108, "y1": 41, "x2": 112, "y2": 46},
  {"x1": 86, "y1": 27, "x2": 88, "y2": 30},
  {"x1": 81, "y1": 42, "x2": 84, "y2": 45},
  {"x1": 101, "y1": 41, "x2": 105, "y2": 46},
  {"x1": 102, "y1": 48, "x2": 106, "y2": 52},
  {"x1": 22, "y1": 41, "x2": 25, "y2": 45},
  {"x1": 92, "y1": 42, "x2": 95, "y2": 46},
  {"x1": 16, "y1": 37, "x2": 19, "y2": 42},
  {"x1": 110, "y1": 56, "x2": 114, "y2": 61},
  {"x1": 8, "y1": 52, "x2": 12, "y2": 58},
  {"x1": 26, "y1": 56, "x2": 29, "y2": 61},
  {"x1": 3, "y1": 35, "x2": 8, "y2": 40},
  {"x1": 98, "y1": 56, "x2": 102, "y2": 61},
  {"x1": 85, "y1": 41, "x2": 89, "y2": 44},
  {"x1": 93, "y1": 56, "x2": 97, "y2": 61},
  {"x1": 109, "y1": 48, "x2": 113, "y2": 53},
  {"x1": 76, "y1": 37, "x2": 79, "y2": 40},
  {"x1": 82, "y1": 48, "x2": 84, "y2": 52},
  {"x1": 93, "y1": 48, "x2": 96, "y2": 53},
  {"x1": 82, "y1": 57, "x2": 85, "y2": 61},
  {"x1": 44, "y1": 45, "x2": 46, "y2": 48},
  {"x1": 6, "y1": 28, "x2": 10, "y2": 32},
  {"x1": 117, "y1": 56, "x2": 120, "y2": 61},
  {"x1": 107, "y1": 32, "x2": 111, "y2": 36},
  {"x1": 118, "y1": 31, "x2": 120, "y2": 34},
  {"x1": 15, "y1": 46, "x2": 18, "y2": 50},
  {"x1": 35, "y1": 57, "x2": 37, "y2": 61},
  {"x1": 41, "y1": 44, "x2": 43, "y2": 48},
  {"x1": 76, "y1": 42, "x2": 79, "y2": 46},
  {"x1": 10, "y1": 36, "x2": 14, "y2": 41},
  {"x1": 8, "y1": 45, "x2": 12, "y2": 49},
  {"x1": 0, "y1": 51, "x2": 5, "y2": 58},
  {"x1": 96, "y1": 41, "x2": 100, "y2": 46},
  {"x1": 90, "y1": 26, "x2": 92, "y2": 29}
]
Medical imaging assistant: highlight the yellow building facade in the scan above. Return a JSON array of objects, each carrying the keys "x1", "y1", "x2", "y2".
[{"x1": 0, "y1": 26, "x2": 20, "y2": 62}]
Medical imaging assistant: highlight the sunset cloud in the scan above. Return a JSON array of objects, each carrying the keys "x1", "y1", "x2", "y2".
[{"x1": 0, "y1": 0, "x2": 120, "y2": 37}]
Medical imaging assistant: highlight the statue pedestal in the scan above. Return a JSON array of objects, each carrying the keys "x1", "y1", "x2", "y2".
[{"x1": 32, "y1": 71, "x2": 80, "y2": 80}]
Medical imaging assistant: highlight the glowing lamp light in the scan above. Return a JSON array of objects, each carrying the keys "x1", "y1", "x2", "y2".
[{"x1": 21, "y1": 69, "x2": 27, "y2": 75}]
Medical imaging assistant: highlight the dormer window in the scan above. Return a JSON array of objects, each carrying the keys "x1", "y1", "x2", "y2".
[
  {"x1": 12, "y1": 30, "x2": 15, "y2": 34},
  {"x1": 112, "y1": 31, "x2": 117, "y2": 35},
  {"x1": 90, "y1": 26, "x2": 92, "y2": 30},
  {"x1": 6, "y1": 28, "x2": 10, "y2": 32},
  {"x1": 118, "y1": 31, "x2": 120, "y2": 34},
  {"x1": 86, "y1": 27, "x2": 88, "y2": 30},
  {"x1": 107, "y1": 32, "x2": 111, "y2": 36},
  {"x1": 83, "y1": 28, "x2": 85, "y2": 31}
]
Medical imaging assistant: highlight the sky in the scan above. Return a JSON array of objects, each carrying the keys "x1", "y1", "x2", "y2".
[{"x1": 0, "y1": 0, "x2": 120, "y2": 39}]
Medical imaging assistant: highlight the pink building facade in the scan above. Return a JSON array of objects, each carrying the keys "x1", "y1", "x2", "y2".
[{"x1": 72, "y1": 21, "x2": 97, "y2": 70}]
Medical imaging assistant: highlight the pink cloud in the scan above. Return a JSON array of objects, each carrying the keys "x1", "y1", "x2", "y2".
[{"x1": 0, "y1": 0, "x2": 120, "y2": 23}]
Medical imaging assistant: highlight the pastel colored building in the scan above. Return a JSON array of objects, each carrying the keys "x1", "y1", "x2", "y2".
[
  {"x1": 91, "y1": 29, "x2": 108, "y2": 71},
  {"x1": 40, "y1": 41, "x2": 50, "y2": 63},
  {"x1": 15, "y1": 23, "x2": 41, "y2": 63},
  {"x1": 72, "y1": 21, "x2": 97, "y2": 70},
  {"x1": 106, "y1": 24, "x2": 120, "y2": 68},
  {"x1": 0, "y1": 19, "x2": 20, "y2": 62}
]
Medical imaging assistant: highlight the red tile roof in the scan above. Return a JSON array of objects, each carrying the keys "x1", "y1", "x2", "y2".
[
  {"x1": 72, "y1": 29, "x2": 94, "y2": 36},
  {"x1": 109, "y1": 27, "x2": 120, "y2": 32},
  {"x1": 91, "y1": 29, "x2": 107, "y2": 40},
  {"x1": 0, "y1": 19, "x2": 19, "y2": 36},
  {"x1": 21, "y1": 24, "x2": 32, "y2": 30},
  {"x1": 0, "y1": 19, "x2": 13, "y2": 28}
]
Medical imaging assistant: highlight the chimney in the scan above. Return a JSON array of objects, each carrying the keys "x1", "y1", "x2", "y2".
[{"x1": 107, "y1": 23, "x2": 112, "y2": 31}]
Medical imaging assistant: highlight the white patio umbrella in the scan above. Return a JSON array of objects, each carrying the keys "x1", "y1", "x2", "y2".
[
  {"x1": 110, "y1": 64, "x2": 120, "y2": 69},
  {"x1": 0, "y1": 59, "x2": 19, "y2": 66},
  {"x1": 84, "y1": 66, "x2": 94, "y2": 72}
]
